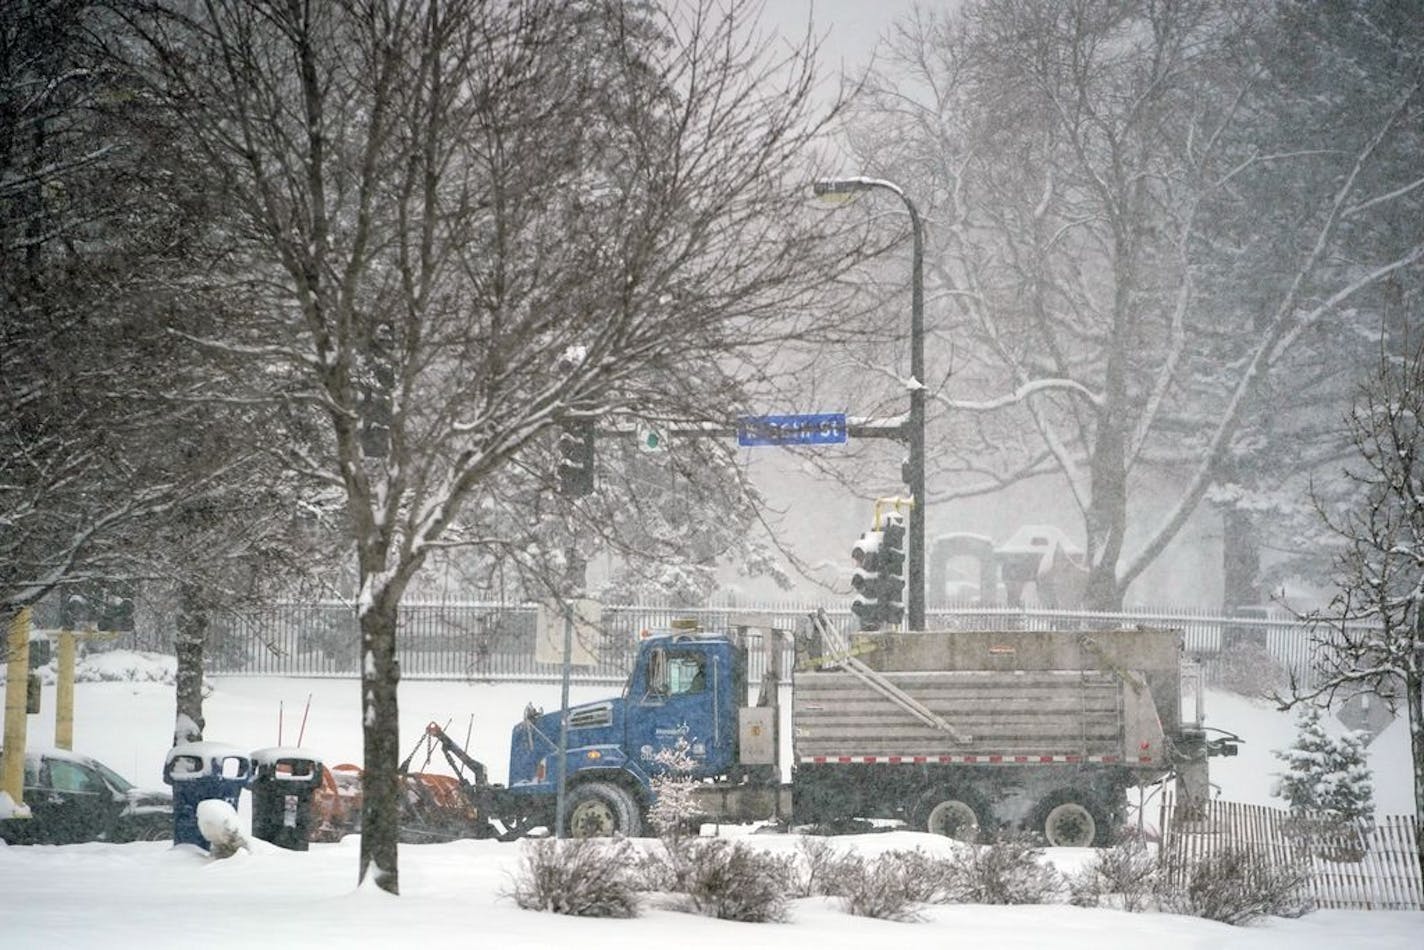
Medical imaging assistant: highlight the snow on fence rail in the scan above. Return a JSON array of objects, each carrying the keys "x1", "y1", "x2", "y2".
[
  {"x1": 95, "y1": 599, "x2": 1342, "y2": 687},
  {"x1": 1158, "y1": 793, "x2": 1423, "y2": 911}
]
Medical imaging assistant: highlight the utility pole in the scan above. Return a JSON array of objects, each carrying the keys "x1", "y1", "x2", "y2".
[
  {"x1": 1, "y1": 608, "x2": 31, "y2": 807},
  {"x1": 813, "y1": 177, "x2": 927, "y2": 629}
]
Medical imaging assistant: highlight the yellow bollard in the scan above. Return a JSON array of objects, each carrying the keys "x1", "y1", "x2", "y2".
[
  {"x1": 56, "y1": 630, "x2": 75, "y2": 750},
  {"x1": 1, "y1": 607, "x2": 31, "y2": 806}
]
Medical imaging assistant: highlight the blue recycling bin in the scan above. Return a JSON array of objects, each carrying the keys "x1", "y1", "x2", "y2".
[
  {"x1": 249, "y1": 748, "x2": 324, "y2": 851},
  {"x1": 163, "y1": 743, "x2": 252, "y2": 849}
]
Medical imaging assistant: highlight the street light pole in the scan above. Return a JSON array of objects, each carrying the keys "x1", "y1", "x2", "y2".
[{"x1": 813, "y1": 176, "x2": 927, "y2": 630}]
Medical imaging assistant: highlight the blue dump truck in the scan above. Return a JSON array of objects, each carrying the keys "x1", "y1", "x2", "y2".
[{"x1": 442, "y1": 612, "x2": 1237, "y2": 845}]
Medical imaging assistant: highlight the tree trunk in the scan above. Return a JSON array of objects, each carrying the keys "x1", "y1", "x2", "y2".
[
  {"x1": 358, "y1": 590, "x2": 401, "y2": 894},
  {"x1": 1084, "y1": 413, "x2": 1128, "y2": 611},
  {"x1": 1407, "y1": 667, "x2": 1423, "y2": 881},
  {"x1": 1220, "y1": 506, "x2": 1263, "y2": 613},
  {"x1": 173, "y1": 581, "x2": 206, "y2": 745}
]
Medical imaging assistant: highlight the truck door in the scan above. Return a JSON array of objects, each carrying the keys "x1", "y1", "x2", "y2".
[{"x1": 629, "y1": 644, "x2": 725, "y2": 778}]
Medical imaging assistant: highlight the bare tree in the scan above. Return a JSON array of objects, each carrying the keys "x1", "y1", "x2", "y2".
[
  {"x1": 125, "y1": 0, "x2": 848, "y2": 892},
  {"x1": 0, "y1": 0, "x2": 341, "y2": 743},
  {"x1": 841, "y1": 0, "x2": 1424, "y2": 608},
  {"x1": 1278, "y1": 338, "x2": 1424, "y2": 868},
  {"x1": 0, "y1": 0, "x2": 202, "y2": 621}
]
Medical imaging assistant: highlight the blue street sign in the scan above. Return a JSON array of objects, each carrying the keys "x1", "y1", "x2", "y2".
[{"x1": 737, "y1": 412, "x2": 848, "y2": 447}]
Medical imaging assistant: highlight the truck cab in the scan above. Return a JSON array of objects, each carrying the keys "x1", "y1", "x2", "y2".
[{"x1": 504, "y1": 632, "x2": 749, "y2": 835}]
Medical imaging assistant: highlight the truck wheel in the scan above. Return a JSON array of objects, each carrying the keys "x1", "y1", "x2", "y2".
[
  {"x1": 1032, "y1": 792, "x2": 1108, "y2": 847},
  {"x1": 912, "y1": 790, "x2": 986, "y2": 843},
  {"x1": 565, "y1": 782, "x2": 643, "y2": 838}
]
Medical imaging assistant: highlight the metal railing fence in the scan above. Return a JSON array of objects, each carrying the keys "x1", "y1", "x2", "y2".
[{"x1": 106, "y1": 599, "x2": 1350, "y2": 687}]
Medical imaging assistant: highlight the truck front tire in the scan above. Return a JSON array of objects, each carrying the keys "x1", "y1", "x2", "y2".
[{"x1": 565, "y1": 781, "x2": 643, "y2": 838}]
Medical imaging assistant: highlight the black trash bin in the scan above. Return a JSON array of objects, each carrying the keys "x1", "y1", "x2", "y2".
[
  {"x1": 162, "y1": 743, "x2": 252, "y2": 849},
  {"x1": 249, "y1": 748, "x2": 324, "y2": 851}
]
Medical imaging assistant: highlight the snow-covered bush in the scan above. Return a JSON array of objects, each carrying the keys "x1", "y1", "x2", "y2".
[
  {"x1": 875, "y1": 849, "x2": 947, "y2": 903},
  {"x1": 791, "y1": 835, "x2": 836, "y2": 896},
  {"x1": 1068, "y1": 840, "x2": 1159, "y2": 911},
  {"x1": 1158, "y1": 847, "x2": 1311, "y2": 924},
  {"x1": 508, "y1": 838, "x2": 640, "y2": 918},
  {"x1": 1272, "y1": 707, "x2": 1374, "y2": 825},
  {"x1": 11, "y1": 650, "x2": 197, "y2": 688},
  {"x1": 941, "y1": 835, "x2": 1064, "y2": 905},
  {"x1": 790, "y1": 836, "x2": 862, "y2": 897},
  {"x1": 837, "y1": 851, "x2": 943, "y2": 921},
  {"x1": 633, "y1": 837, "x2": 694, "y2": 894},
  {"x1": 657, "y1": 838, "x2": 793, "y2": 922}
]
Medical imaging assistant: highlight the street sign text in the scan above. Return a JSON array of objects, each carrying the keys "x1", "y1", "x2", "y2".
[{"x1": 737, "y1": 413, "x2": 847, "y2": 447}]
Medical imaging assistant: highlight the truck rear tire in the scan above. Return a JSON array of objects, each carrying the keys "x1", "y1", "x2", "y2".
[
  {"x1": 1031, "y1": 792, "x2": 1108, "y2": 847},
  {"x1": 912, "y1": 789, "x2": 986, "y2": 843},
  {"x1": 565, "y1": 781, "x2": 643, "y2": 838}
]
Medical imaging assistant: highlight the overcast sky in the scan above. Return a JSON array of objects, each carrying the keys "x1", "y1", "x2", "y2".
[{"x1": 761, "y1": 0, "x2": 925, "y2": 74}]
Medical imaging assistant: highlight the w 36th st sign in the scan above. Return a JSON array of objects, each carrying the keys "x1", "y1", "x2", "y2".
[{"x1": 737, "y1": 412, "x2": 847, "y2": 447}]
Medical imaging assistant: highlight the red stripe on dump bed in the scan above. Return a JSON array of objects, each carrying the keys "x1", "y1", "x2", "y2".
[{"x1": 798, "y1": 753, "x2": 1137, "y2": 765}]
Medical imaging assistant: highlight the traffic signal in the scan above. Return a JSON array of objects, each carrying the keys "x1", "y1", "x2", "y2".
[
  {"x1": 99, "y1": 591, "x2": 135, "y2": 632},
  {"x1": 58, "y1": 584, "x2": 135, "y2": 632},
  {"x1": 878, "y1": 511, "x2": 907, "y2": 627},
  {"x1": 60, "y1": 591, "x2": 92, "y2": 629},
  {"x1": 558, "y1": 420, "x2": 595, "y2": 496},
  {"x1": 850, "y1": 528, "x2": 885, "y2": 631}
]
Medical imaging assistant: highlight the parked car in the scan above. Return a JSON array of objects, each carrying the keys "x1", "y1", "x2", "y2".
[{"x1": 0, "y1": 747, "x2": 172, "y2": 845}]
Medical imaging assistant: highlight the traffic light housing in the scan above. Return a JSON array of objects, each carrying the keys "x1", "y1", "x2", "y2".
[
  {"x1": 99, "y1": 591, "x2": 135, "y2": 632},
  {"x1": 848, "y1": 510, "x2": 908, "y2": 632},
  {"x1": 58, "y1": 584, "x2": 135, "y2": 632},
  {"x1": 558, "y1": 420, "x2": 595, "y2": 496},
  {"x1": 878, "y1": 512, "x2": 906, "y2": 627},
  {"x1": 60, "y1": 591, "x2": 92, "y2": 629},
  {"x1": 850, "y1": 529, "x2": 885, "y2": 631}
]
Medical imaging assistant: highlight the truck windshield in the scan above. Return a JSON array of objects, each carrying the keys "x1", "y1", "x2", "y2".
[
  {"x1": 631, "y1": 646, "x2": 707, "y2": 697},
  {"x1": 665, "y1": 653, "x2": 706, "y2": 694}
]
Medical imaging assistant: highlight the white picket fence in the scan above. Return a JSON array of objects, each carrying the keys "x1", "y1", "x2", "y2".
[{"x1": 1159, "y1": 794, "x2": 1423, "y2": 911}]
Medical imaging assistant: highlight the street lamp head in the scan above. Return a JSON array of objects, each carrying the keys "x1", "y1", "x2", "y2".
[
  {"x1": 811, "y1": 176, "x2": 904, "y2": 202},
  {"x1": 812, "y1": 178, "x2": 871, "y2": 197}
]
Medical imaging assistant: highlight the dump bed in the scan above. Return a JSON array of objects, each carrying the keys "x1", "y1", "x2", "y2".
[{"x1": 793, "y1": 628, "x2": 1182, "y2": 770}]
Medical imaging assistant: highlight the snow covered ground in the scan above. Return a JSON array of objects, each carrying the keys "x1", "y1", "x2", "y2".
[{"x1": 0, "y1": 654, "x2": 1418, "y2": 948}]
